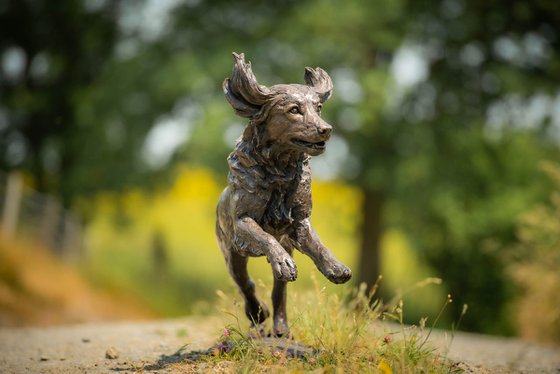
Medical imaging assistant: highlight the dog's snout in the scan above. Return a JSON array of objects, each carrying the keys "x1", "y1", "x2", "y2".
[{"x1": 317, "y1": 123, "x2": 332, "y2": 136}]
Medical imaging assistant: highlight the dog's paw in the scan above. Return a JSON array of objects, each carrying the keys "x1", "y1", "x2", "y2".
[
  {"x1": 324, "y1": 263, "x2": 352, "y2": 284},
  {"x1": 272, "y1": 315, "x2": 290, "y2": 338},
  {"x1": 272, "y1": 256, "x2": 298, "y2": 282}
]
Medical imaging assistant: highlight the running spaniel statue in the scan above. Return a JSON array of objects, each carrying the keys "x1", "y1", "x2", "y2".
[{"x1": 217, "y1": 53, "x2": 352, "y2": 337}]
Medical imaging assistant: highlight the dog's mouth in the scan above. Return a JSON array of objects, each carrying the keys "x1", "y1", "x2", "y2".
[{"x1": 291, "y1": 138, "x2": 327, "y2": 151}]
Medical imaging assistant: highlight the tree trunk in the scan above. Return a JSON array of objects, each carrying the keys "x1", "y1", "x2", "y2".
[{"x1": 356, "y1": 187, "x2": 384, "y2": 298}]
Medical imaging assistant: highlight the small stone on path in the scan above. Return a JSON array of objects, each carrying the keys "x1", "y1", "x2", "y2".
[{"x1": 105, "y1": 347, "x2": 119, "y2": 359}]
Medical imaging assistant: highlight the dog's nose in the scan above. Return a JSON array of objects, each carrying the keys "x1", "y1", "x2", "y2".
[{"x1": 317, "y1": 123, "x2": 332, "y2": 136}]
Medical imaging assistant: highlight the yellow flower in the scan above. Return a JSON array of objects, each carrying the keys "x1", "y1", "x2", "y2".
[{"x1": 378, "y1": 360, "x2": 393, "y2": 374}]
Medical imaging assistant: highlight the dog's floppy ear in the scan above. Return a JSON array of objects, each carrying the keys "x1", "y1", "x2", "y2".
[
  {"x1": 223, "y1": 52, "x2": 273, "y2": 118},
  {"x1": 304, "y1": 67, "x2": 333, "y2": 103}
]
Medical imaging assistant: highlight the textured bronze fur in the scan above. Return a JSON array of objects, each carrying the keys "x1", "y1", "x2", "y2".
[{"x1": 217, "y1": 53, "x2": 352, "y2": 336}]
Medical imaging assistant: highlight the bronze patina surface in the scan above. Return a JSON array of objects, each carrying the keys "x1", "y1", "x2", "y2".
[{"x1": 217, "y1": 53, "x2": 352, "y2": 337}]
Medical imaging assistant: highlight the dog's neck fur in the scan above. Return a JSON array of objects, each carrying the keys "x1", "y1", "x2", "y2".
[
  {"x1": 229, "y1": 137, "x2": 307, "y2": 189},
  {"x1": 228, "y1": 137, "x2": 310, "y2": 234}
]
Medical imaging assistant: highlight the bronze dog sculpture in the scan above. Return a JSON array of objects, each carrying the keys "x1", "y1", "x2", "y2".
[{"x1": 217, "y1": 53, "x2": 352, "y2": 337}]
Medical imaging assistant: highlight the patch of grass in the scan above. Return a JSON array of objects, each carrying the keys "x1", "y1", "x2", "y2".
[{"x1": 182, "y1": 276, "x2": 463, "y2": 373}]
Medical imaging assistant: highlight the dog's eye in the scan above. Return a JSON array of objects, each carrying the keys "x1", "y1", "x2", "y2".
[{"x1": 289, "y1": 107, "x2": 301, "y2": 115}]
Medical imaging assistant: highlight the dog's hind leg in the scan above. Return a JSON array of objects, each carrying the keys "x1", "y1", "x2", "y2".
[
  {"x1": 271, "y1": 277, "x2": 289, "y2": 337},
  {"x1": 227, "y1": 251, "x2": 270, "y2": 325},
  {"x1": 271, "y1": 239, "x2": 292, "y2": 337}
]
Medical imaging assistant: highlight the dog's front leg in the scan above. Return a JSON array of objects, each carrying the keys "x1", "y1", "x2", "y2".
[
  {"x1": 295, "y1": 219, "x2": 352, "y2": 284},
  {"x1": 235, "y1": 216, "x2": 298, "y2": 281}
]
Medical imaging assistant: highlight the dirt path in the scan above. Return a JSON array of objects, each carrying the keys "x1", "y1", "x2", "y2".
[
  {"x1": 0, "y1": 317, "x2": 219, "y2": 373},
  {"x1": 428, "y1": 329, "x2": 560, "y2": 373},
  {"x1": 1, "y1": 318, "x2": 559, "y2": 373}
]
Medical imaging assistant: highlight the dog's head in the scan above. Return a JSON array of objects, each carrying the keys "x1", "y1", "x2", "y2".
[{"x1": 223, "y1": 52, "x2": 333, "y2": 156}]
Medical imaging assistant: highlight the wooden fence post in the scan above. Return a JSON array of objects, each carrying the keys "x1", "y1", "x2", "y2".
[
  {"x1": 1, "y1": 172, "x2": 23, "y2": 239},
  {"x1": 40, "y1": 196, "x2": 59, "y2": 248},
  {"x1": 62, "y1": 215, "x2": 83, "y2": 261}
]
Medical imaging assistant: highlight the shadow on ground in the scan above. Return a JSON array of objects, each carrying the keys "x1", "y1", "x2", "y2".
[{"x1": 111, "y1": 345, "x2": 214, "y2": 372}]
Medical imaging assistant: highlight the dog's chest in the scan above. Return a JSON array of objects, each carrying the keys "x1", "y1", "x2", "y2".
[
  {"x1": 228, "y1": 147, "x2": 311, "y2": 237},
  {"x1": 261, "y1": 181, "x2": 299, "y2": 235}
]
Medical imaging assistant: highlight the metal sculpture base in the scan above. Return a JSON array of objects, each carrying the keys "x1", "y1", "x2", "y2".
[
  {"x1": 213, "y1": 331, "x2": 315, "y2": 359},
  {"x1": 245, "y1": 328, "x2": 315, "y2": 358},
  {"x1": 258, "y1": 337, "x2": 314, "y2": 358}
]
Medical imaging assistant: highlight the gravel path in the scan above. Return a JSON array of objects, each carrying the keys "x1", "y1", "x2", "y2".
[{"x1": 1, "y1": 318, "x2": 559, "y2": 373}]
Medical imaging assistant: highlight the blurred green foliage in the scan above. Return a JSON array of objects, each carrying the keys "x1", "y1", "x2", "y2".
[
  {"x1": 0, "y1": 1, "x2": 123, "y2": 206},
  {"x1": 391, "y1": 0, "x2": 560, "y2": 334},
  {"x1": 1, "y1": 0, "x2": 560, "y2": 337}
]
